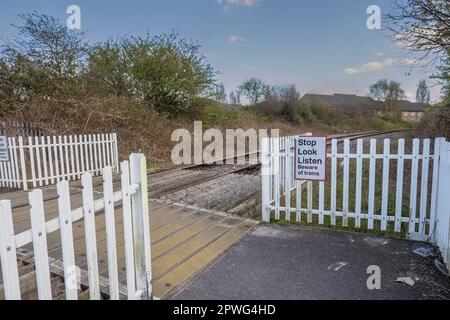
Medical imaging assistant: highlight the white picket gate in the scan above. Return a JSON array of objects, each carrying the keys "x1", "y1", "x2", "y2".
[
  {"x1": 0, "y1": 153, "x2": 152, "y2": 300},
  {"x1": 261, "y1": 136, "x2": 450, "y2": 270},
  {"x1": 0, "y1": 133, "x2": 119, "y2": 190}
]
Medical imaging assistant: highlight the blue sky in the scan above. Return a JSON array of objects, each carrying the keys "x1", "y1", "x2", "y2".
[{"x1": 0, "y1": 0, "x2": 442, "y2": 102}]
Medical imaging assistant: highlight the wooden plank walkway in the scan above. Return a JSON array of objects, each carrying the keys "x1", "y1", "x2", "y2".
[{"x1": 0, "y1": 182, "x2": 259, "y2": 299}]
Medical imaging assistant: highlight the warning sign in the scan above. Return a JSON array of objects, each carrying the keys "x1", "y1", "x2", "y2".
[
  {"x1": 0, "y1": 136, "x2": 9, "y2": 162},
  {"x1": 294, "y1": 136, "x2": 327, "y2": 181}
]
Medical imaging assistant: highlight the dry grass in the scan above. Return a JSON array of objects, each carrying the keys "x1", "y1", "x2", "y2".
[{"x1": 0, "y1": 97, "x2": 405, "y2": 168}]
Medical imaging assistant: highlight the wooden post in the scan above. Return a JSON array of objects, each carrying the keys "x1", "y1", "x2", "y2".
[
  {"x1": 261, "y1": 138, "x2": 271, "y2": 222},
  {"x1": 130, "y1": 153, "x2": 152, "y2": 300},
  {"x1": 18, "y1": 137, "x2": 28, "y2": 190},
  {"x1": 0, "y1": 200, "x2": 21, "y2": 300}
]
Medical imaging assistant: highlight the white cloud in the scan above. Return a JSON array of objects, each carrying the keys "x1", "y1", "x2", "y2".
[
  {"x1": 228, "y1": 35, "x2": 246, "y2": 44},
  {"x1": 402, "y1": 58, "x2": 420, "y2": 65},
  {"x1": 344, "y1": 58, "x2": 397, "y2": 75},
  {"x1": 344, "y1": 68, "x2": 360, "y2": 75},
  {"x1": 217, "y1": 0, "x2": 262, "y2": 8},
  {"x1": 405, "y1": 92, "x2": 415, "y2": 101},
  {"x1": 344, "y1": 57, "x2": 423, "y2": 75},
  {"x1": 375, "y1": 51, "x2": 384, "y2": 57}
]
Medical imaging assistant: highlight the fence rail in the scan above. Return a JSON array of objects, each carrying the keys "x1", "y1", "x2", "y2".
[
  {"x1": 0, "y1": 133, "x2": 119, "y2": 190},
  {"x1": 261, "y1": 136, "x2": 450, "y2": 270},
  {"x1": 0, "y1": 121, "x2": 42, "y2": 138},
  {"x1": 0, "y1": 153, "x2": 152, "y2": 300}
]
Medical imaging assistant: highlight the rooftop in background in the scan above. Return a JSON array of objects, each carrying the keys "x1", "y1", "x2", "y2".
[{"x1": 300, "y1": 93, "x2": 430, "y2": 112}]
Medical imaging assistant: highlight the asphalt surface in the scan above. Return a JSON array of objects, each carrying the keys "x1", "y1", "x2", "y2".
[{"x1": 173, "y1": 224, "x2": 450, "y2": 300}]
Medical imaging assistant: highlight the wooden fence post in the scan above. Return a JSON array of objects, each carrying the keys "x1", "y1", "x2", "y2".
[
  {"x1": 18, "y1": 137, "x2": 28, "y2": 190},
  {"x1": 261, "y1": 138, "x2": 271, "y2": 222},
  {"x1": 0, "y1": 200, "x2": 21, "y2": 300},
  {"x1": 130, "y1": 153, "x2": 152, "y2": 300}
]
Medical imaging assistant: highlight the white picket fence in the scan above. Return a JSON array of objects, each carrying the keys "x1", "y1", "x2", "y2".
[
  {"x1": 0, "y1": 153, "x2": 152, "y2": 300},
  {"x1": 0, "y1": 133, "x2": 119, "y2": 190},
  {"x1": 261, "y1": 136, "x2": 450, "y2": 269},
  {"x1": 0, "y1": 121, "x2": 42, "y2": 137}
]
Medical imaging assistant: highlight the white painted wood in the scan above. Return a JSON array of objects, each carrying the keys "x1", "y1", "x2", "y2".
[
  {"x1": 435, "y1": 140, "x2": 450, "y2": 266},
  {"x1": 84, "y1": 134, "x2": 90, "y2": 172},
  {"x1": 409, "y1": 139, "x2": 420, "y2": 233},
  {"x1": 64, "y1": 135, "x2": 71, "y2": 181},
  {"x1": 342, "y1": 139, "x2": 350, "y2": 227},
  {"x1": 74, "y1": 135, "x2": 81, "y2": 179},
  {"x1": 295, "y1": 178, "x2": 302, "y2": 222},
  {"x1": 330, "y1": 139, "x2": 337, "y2": 226},
  {"x1": 6, "y1": 137, "x2": 14, "y2": 187},
  {"x1": 381, "y1": 139, "x2": 391, "y2": 231},
  {"x1": 429, "y1": 138, "x2": 443, "y2": 241},
  {"x1": 11, "y1": 137, "x2": 20, "y2": 188},
  {"x1": 69, "y1": 135, "x2": 76, "y2": 180},
  {"x1": 368, "y1": 139, "x2": 377, "y2": 230},
  {"x1": 53, "y1": 136, "x2": 60, "y2": 182},
  {"x1": 58, "y1": 136, "x2": 65, "y2": 180},
  {"x1": 101, "y1": 134, "x2": 107, "y2": 173},
  {"x1": 113, "y1": 133, "x2": 119, "y2": 173},
  {"x1": 130, "y1": 153, "x2": 153, "y2": 300},
  {"x1": 29, "y1": 136, "x2": 37, "y2": 188},
  {"x1": 120, "y1": 161, "x2": 137, "y2": 299},
  {"x1": 307, "y1": 181, "x2": 313, "y2": 224},
  {"x1": 0, "y1": 157, "x2": 5, "y2": 187},
  {"x1": 88, "y1": 135, "x2": 95, "y2": 173},
  {"x1": 81, "y1": 172, "x2": 101, "y2": 300},
  {"x1": 103, "y1": 166, "x2": 120, "y2": 300},
  {"x1": 106, "y1": 134, "x2": 111, "y2": 167},
  {"x1": 273, "y1": 138, "x2": 281, "y2": 220},
  {"x1": 394, "y1": 139, "x2": 405, "y2": 232},
  {"x1": 57, "y1": 181, "x2": 78, "y2": 300},
  {"x1": 419, "y1": 139, "x2": 430, "y2": 235},
  {"x1": 18, "y1": 137, "x2": 28, "y2": 190},
  {"x1": 355, "y1": 139, "x2": 363, "y2": 229},
  {"x1": 319, "y1": 181, "x2": 324, "y2": 225},
  {"x1": 285, "y1": 138, "x2": 291, "y2": 221},
  {"x1": 47, "y1": 136, "x2": 55, "y2": 185},
  {"x1": 35, "y1": 137, "x2": 43, "y2": 186},
  {"x1": 97, "y1": 134, "x2": 103, "y2": 174},
  {"x1": 6, "y1": 137, "x2": 14, "y2": 188},
  {"x1": 0, "y1": 200, "x2": 21, "y2": 300},
  {"x1": 28, "y1": 189, "x2": 52, "y2": 300},
  {"x1": 80, "y1": 135, "x2": 86, "y2": 174},
  {"x1": 92, "y1": 134, "x2": 99, "y2": 174},
  {"x1": 41, "y1": 136, "x2": 49, "y2": 186},
  {"x1": 261, "y1": 138, "x2": 271, "y2": 222}
]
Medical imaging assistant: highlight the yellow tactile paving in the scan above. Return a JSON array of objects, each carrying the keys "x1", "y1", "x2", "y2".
[{"x1": 4, "y1": 184, "x2": 259, "y2": 299}]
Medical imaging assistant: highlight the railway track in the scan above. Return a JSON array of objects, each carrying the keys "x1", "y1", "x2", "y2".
[
  {"x1": 0, "y1": 129, "x2": 411, "y2": 300},
  {"x1": 154, "y1": 129, "x2": 411, "y2": 213},
  {"x1": 5, "y1": 129, "x2": 410, "y2": 211}
]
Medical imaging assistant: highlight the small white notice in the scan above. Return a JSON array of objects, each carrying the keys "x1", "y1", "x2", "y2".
[
  {"x1": 0, "y1": 136, "x2": 9, "y2": 162},
  {"x1": 295, "y1": 136, "x2": 327, "y2": 181}
]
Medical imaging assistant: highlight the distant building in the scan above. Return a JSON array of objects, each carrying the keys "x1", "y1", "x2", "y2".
[{"x1": 300, "y1": 93, "x2": 429, "y2": 122}]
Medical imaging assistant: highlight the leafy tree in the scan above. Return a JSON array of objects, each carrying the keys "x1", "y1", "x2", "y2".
[
  {"x1": 1, "y1": 12, "x2": 87, "y2": 99},
  {"x1": 369, "y1": 79, "x2": 405, "y2": 118},
  {"x1": 214, "y1": 83, "x2": 226, "y2": 103},
  {"x1": 416, "y1": 79, "x2": 431, "y2": 104},
  {"x1": 88, "y1": 32, "x2": 217, "y2": 115},
  {"x1": 238, "y1": 78, "x2": 269, "y2": 105},
  {"x1": 387, "y1": 1, "x2": 449, "y2": 101}
]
